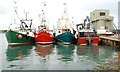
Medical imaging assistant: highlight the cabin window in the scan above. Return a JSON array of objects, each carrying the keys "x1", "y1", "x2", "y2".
[
  {"x1": 105, "y1": 26, "x2": 108, "y2": 29},
  {"x1": 59, "y1": 31, "x2": 60, "y2": 33},
  {"x1": 100, "y1": 12, "x2": 105, "y2": 16}
]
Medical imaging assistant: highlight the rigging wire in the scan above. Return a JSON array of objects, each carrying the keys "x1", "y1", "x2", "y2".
[{"x1": 9, "y1": 1, "x2": 21, "y2": 29}]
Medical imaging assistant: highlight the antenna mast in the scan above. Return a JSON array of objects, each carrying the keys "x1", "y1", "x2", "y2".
[
  {"x1": 24, "y1": 11, "x2": 29, "y2": 20},
  {"x1": 12, "y1": 1, "x2": 20, "y2": 25}
]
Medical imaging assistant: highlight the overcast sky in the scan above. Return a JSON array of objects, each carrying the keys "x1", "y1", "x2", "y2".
[{"x1": 0, "y1": 0, "x2": 119, "y2": 30}]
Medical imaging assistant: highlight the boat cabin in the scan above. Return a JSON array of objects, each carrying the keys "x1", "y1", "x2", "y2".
[{"x1": 58, "y1": 29, "x2": 70, "y2": 34}]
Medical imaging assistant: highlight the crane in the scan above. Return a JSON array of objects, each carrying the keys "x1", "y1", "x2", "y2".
[{"x1": 76, "y1": 16, "x2": 93, "y2": 31}]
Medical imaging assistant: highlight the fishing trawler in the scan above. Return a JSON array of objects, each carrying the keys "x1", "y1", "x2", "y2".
[
  {"x1": 76, "y1": 16, "x2": 100, "y2": 46},
  {"x1": 5, "y1": 2, "x2": 35, "y2": 46},
  {"x1": 55, "y1": 3, "x2": 76, "y2": 45},
  {"x1": 35, "y1": 3, "x2": 54, "y2": 44}
]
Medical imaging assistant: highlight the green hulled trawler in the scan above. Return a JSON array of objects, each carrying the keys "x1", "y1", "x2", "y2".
[{"x1": 6, "y1": 2, "x2": 35, "y2": 46}]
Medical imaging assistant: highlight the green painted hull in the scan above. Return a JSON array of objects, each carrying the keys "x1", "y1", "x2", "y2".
[{"x1": 5, "y1": 29, "x2": 34, "y2": 45}]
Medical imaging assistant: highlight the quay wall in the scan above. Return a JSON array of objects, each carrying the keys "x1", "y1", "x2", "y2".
[{"x1": 100, "y1": 35, "x2": 120, "y2": 47}]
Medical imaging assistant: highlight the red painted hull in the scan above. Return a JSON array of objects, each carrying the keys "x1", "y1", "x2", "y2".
[
  {"x1": 92, "y1": 37, "x2": 101, "y2": 46},
  {"x1": 78, "y1": 37, "x2": 100, "y2": 46},
  {"x1": 78, "y1": 37, "x2": 87, "y2": 45},
  {"x1": 35, "y1": 31, "x2": 54, "y2": 44}
]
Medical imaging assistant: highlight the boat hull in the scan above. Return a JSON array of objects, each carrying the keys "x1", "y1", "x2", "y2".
[
  {"x1": 77, "y1": 37, "x2": 100, "y2": 46},
  {"x1": 35, "y1": 31, "x2": 54, "y2": 44},
  {"x1": 55, "y1": 32, "x2": 76, "y2": 44},
  {"x1": 77, "y1": 37, "x2": 87, "y2": 45},
  {"x1": 92, "y1": 37, "x2": 101, "y2": 46},
  {"x1": 5, "y1": 29, "x2": 34, "y2": 46}
]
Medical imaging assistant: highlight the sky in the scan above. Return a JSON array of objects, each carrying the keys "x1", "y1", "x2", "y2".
[{"x1": 0, "y1": 0, "x2": 119, "y2": 30}]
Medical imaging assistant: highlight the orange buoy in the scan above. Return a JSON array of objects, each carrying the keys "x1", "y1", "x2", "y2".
[{"x1": 17, "y1": 35, "x2": 22, "y2": 39}]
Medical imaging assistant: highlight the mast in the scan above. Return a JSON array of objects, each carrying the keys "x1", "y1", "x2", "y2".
[
  {"x1": 24, "y1": 11, "x2": 29, "y2": 20},
  {"x1": 13, "y1": 1, "x2": 20, "y2": 24},
  {"x1": 62, "y1": 3, "x2": 69, "y2": 21},
  {"x1": 62, "y1": 3, "x2": 68, "y2": 20},
  {"x1": 61, "y1": 3, "x2": 69, "y2": 29},
  {"x1": 9, "y1": 1, "x2": 20, "y2": 30},
  {"x1": 14, "y1": 1, "x2": 17, "y2": 15},
  {"x1": 71, "y1": 17, "x2": 74, "y2": 28},
  {"x1": 39, "y1": 2, "x2": 47, "y2": 27}
]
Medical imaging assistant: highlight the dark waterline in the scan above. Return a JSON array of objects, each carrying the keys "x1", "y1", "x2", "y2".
[{"x1": 0, "y1": 33, "x2": 119, "y2": 70}]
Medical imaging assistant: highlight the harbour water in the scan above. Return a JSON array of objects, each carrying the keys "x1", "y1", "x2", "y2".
[{"x1": 0, "y1": 33, "x2": 119, "y2": 70}]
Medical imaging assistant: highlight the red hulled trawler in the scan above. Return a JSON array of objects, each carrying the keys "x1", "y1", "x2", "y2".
[
  {"x1": 35, "y1": 3, "x2": 54, "y2": 44},
  {"x1": 76, "y1": 16, "x2": 100, "y2": 46}
]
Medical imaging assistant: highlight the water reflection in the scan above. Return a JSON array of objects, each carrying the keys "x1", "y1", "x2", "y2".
[
  {"x1": 6, "y1": 45, "x2": 32, "y2": 61},
  {"x1": 86, "y1": 46, "x2": 100, "y2": 62},
  {"x1": 97, "y1": 46, "x2": 116, "y2": 62},
  {"x1": 77, "y1": 45, "x2": 86, "y2": 55},
  {"x1": 35, "y1": 44, "x2": 53, "y2": 58},
  {"x1": 56, "y1": 44, "x2": 75, "y2": 62},
  {"x1": 4, "y1": 44, "x2": 118, "y2": 70},
  {"x1": 77, "y1": 45, "x2": 117, "y2": 64},
  {"x1": 2, "y1": 33, "x2": 119, "y2": 70}
]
